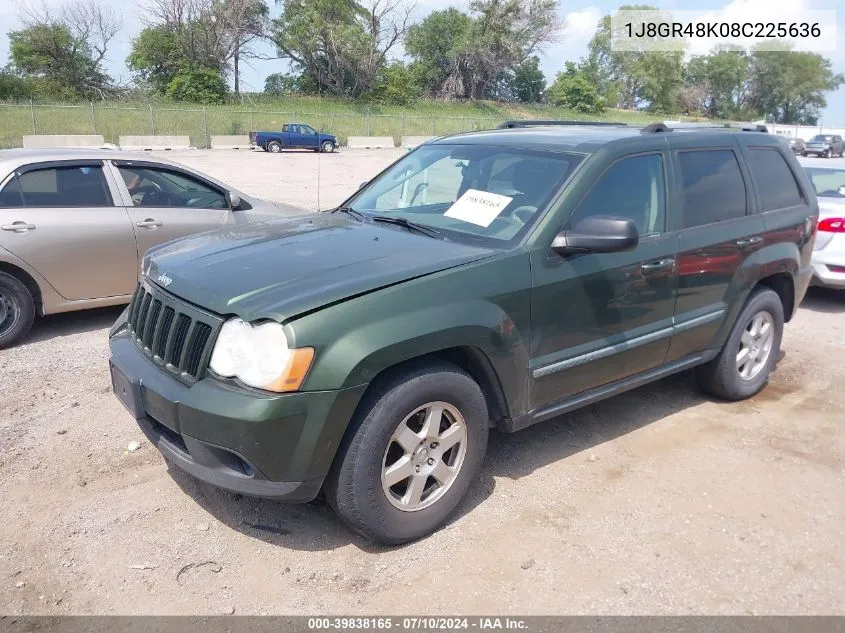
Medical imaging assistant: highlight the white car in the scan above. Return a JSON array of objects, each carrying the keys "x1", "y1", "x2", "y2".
[{"x1": 803, "y1": 164, "x2": 845, "y2": 288}]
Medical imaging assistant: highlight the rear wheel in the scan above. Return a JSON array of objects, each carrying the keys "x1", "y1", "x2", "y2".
[
  {"x1": 325, "y1": 360, "x2": 488, "y2": 545},
  {"x1": 0, "y1": 271, "x2": 36, "y2": 349},
  {"x1": 696, "y1": 287, "x2": 784, "y2": 401},
  {"x1": 267, "y1": 141, "x2": 283, "y2": 153}
]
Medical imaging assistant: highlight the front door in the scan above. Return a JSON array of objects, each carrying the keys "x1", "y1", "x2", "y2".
[
  {"x1": 529, "y1": 151, "x2": 677, "y2": 409},
  {"x1": 298, "y1": 125, "x2": 320, "y2": 149},
  {"x1": 110, "y1": 162, "x2": 232, "y2": 262},
  {"x1": 665, "y1": 142, "x2": 764, "y2": 362},
  {"x1": 0, "y1": 161, "x2": 138, "y2": 300}
]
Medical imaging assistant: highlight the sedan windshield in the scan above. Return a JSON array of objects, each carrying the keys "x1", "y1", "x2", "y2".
[
  {"x1": 804, "y1": 167, "x2": 845, "y2": 198},
  {"x1": 348, "y1": 144, "x2": 582, "y2": 245}
]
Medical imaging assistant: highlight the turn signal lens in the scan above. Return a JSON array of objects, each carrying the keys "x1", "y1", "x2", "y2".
[{"x1": 818, "y1": 218, "x2": 845, "y2": 233}]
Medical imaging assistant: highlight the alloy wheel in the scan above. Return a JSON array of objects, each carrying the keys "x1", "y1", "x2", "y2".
[{"x1": 736, "y1": 310, "x2": 775, "y2": 381}]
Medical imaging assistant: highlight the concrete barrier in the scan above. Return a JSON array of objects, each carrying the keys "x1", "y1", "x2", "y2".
[
  {"x1": 210, "y1": 135, "x2": 252, "y2": 150},
  {"x1": 401, "y1": 136, "x2": 434, "y2": 149},
  {"x1": 119, "y1": 135, "x2": 191, "y2": 151},
  {"x1": 23, "y1": 134, "x2": 105, "y2": 148},
  {"x1": 347, "y1": 136, "x2": 395, "y2": 149}
]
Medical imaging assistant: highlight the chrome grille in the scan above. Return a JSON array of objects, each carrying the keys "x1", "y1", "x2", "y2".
[{"x1": 126, "y1": 282, "x2": 222, "y2": 382}]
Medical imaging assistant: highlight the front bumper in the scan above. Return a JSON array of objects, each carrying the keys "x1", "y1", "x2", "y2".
[
  {"x1": 109, "y1": 330, "x2": 366, "y2": 502},
  {"x1": 804, "y1": 147, "x2": 831, "y2": 156}
]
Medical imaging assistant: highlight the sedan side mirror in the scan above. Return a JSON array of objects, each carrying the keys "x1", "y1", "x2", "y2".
[
  {"x1": 226, "y1": 191, "x2": 242, "y2": 210},
  {"x1": 552, "y1": 216, "x2": 639, "y2": 257}
]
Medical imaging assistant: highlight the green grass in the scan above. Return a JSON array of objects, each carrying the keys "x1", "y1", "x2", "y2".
[{"x1": 0, "y1": 96, "x2": 711, "y2": 149}]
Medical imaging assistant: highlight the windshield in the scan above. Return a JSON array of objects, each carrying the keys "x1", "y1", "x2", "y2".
[
  {"x1": 811, "y1": 135, "x2": 833, "y2": 142},
  {"x1": 348, "y1": 144, "x2": 582, "y2": 245},
  {"x1": 804, "y1": 167, "x2": 845, "y2": 198}
]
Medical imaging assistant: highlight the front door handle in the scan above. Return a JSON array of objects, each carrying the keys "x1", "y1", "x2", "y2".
[
  {"x1": 736, "y1": 236, "x2": 763, "y2": 249},
  {"x1": 1, "y1": 222, "x2": 37, "y2": 233},
  {"x1": 641, "y1": 258, "x2": 675, "y2": 273},
  {"x1": 135, "y1": 219, "x2": 163, "y2": 229}
]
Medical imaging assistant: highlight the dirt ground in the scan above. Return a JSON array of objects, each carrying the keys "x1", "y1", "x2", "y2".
[{"x1": 1, "y1": 149, "x2": 844, "y2": 616}]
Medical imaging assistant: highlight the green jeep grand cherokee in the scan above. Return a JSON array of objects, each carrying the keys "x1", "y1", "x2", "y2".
[{"x1": 109, "y1": 121, "x2": 817, "y2": 544}]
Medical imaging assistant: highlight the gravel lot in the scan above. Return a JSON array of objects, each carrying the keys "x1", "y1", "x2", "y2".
[{"x1": 1, "y1": 149, "x2": 844, "y2": 616}]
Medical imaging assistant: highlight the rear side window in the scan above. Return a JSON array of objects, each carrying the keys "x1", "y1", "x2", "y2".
[
  {"x1": 678, "y1": 150, "x2": 746, "y2": 228},
  {"x1": 747, "y1": 149, "x2": 804, "y2": 211},
  {"x1": 0, "y1": 166, "x2": 112, "y2": 207}
]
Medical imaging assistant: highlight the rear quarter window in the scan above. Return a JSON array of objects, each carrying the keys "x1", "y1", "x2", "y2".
[{"x1": 747, "y1": 149, "x2": 805, "y2": 211}]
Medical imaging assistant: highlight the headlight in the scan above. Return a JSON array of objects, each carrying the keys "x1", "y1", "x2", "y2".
[{"x1": 209, "y1": 318, "x2": 314, "y2": 392}]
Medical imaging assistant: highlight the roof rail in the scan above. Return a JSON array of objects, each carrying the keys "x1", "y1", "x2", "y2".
[
  {"x1": 498, "y1": 120, "x2": 629, "y2": 129},
  {"x1": 642, "y1": 122, "x2": 769, "y2": 134}
]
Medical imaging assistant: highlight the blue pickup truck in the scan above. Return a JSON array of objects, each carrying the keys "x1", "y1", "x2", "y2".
[{"x1": 249, "y1": 123, "x2": 338, "y2": 153}]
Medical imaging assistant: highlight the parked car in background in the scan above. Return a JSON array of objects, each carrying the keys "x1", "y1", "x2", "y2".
[
  {"x1": 0, "y1": 149, "x2": 305, "y2": 348},
  {"x1": 109, "y1": 121, "x2": 816, "y2": 544},
  {"x1": 788, "y1": 137, "x2": 806, "y2": 154},
  {"x1": 249, "y1": 124, "x2": 338, "y2": 153},
  {"x1": 803, "y1": 134, "x2": 844, "y2": 158},
  {"x1": 803, "y1": 164, "x2": 845, "y2": 289}
]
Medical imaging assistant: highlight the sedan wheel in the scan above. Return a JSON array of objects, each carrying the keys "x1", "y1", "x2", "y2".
[{"x1": 0, "y1": 272, "x2": 36, "y2": 349}]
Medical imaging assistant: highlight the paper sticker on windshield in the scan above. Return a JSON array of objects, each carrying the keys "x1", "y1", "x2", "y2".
[{"x1": 444, "y1": 189, "x2": 513, "y2": 227}]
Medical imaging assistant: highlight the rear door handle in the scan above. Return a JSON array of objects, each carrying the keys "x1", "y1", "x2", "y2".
[
  {"x1": 1, "y1": 222, "x2": 37, "y2": 232},
  {"x1": 135, "y1": 219, "x2": 163, "y2": 229},
  {"x1": 736, "y1": 236, "x2": 763, "y2": 249},
  {"x1": 641, "y1": 258, "x2": 675, "y2": 273}
]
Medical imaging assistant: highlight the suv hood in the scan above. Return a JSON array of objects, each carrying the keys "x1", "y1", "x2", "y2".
[{"x1": 143, "y1": 213, "x2": 495, "y2": 322}]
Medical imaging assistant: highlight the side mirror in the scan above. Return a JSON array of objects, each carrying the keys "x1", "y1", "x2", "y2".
[
  {"x1": 359, "y1": 181, "x2": 368, "y2": 190},
  {"x1": 226, "y1": 191, "x2": 242, "y2": 210},
  {"x1": 552, "y1": 216, "x2": 639, "y2": 257}
]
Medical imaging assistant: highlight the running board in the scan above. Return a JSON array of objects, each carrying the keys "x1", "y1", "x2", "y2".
[{"x1": 501, "y1": 351, "x2": 717, "y2": 433}]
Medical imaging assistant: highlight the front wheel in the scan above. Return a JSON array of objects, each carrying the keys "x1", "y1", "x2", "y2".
[
  {"x1": 825, "y1": 148, "x2": 832, "y2": 158},
  {"x1": 696, "y1": 287, "x2": 784, "y2": 401},
  {"x1": 325, "y1": 360, "x2": 489, "y2": 545},
  {"x1": 321, "y1": 140, "x2": 335, "y2": 153},
  {"x1": 0, "y1": 271, "x2": 36, "y2": 349}
]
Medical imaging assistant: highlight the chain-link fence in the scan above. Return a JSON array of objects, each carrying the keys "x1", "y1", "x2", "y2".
[{"x1": 0, "y1": 102, "x2": 508, "y2": 149}]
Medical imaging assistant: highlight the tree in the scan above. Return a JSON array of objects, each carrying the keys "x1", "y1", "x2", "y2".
[
  {"x1": 126, "y1": 25, "x2": 184, "y2": 94},
  {"x1": 270, "y1": 0, "x2": 412, "y2": 98},
  {"x1": 683, "y1": 46, "x2": 751, "y2": 119},
  {"x1": 509, "y1": 55, "x2": 545, "y2": 102},
  {"x1": 7, "y1": 0, "x2": 121, "y2": 98},
  {"x1": 366, "y1": 61, "x2": 423, "y2": 105},
  {"x1": 214, "y1": 0, "x2": 270, "y2": 94},
  {"x1": 748, "y1": 44, "x2": 844, "y2": 125},
  {"x1": 165, "y1": 63, "x2": 227, "y2": 102},
  {"x1": 547, "y1": 63, "x2": 604, "y2": 113},
  {"x1": 404, "y1": 0, "x2": 560, "y2": 100},
  {"x1": 585, "y1": 5, "x2": 683, "y2": 111}
]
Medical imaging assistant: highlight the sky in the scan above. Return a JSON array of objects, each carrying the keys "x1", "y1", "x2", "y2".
[{"x1": 0, "y1": 0, "x2": 843, "y2": 124}]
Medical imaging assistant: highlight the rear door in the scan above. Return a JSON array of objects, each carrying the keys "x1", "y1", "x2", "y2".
[
  {"x1": 287, "y1": 125, "x2": 305, "y2": 148},
  {"x1": 110, "y1": 161, "x2": 233, "y2": 261},
  {"x1": 0, "y1": 160, "x2": 138, "y2": 300},
  {"x1": 665, "y1": 138, "x2": 764, "y2": 362}
]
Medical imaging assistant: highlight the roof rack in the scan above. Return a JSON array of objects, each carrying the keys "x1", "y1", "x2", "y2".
[
  {"x1": 642, "y1": 122, "x2": 769, "y2": 134},
  {"x1": 498, "y1": 120, "x2": 629, "y2": 129}
]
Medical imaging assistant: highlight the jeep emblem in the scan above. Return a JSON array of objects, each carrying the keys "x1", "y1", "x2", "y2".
[{"x1": 157, "y1": 273, "x2": 172, "y2": 287}]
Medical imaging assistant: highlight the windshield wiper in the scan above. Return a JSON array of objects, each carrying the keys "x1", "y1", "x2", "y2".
[
  {"x1": 332, "y1": 206, "x2": 367, "y2": 222},
  {"x1": 370, "y1": 215, "x2": 443, "y2": 239}
]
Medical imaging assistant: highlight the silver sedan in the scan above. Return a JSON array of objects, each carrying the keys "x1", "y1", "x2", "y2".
[
  {"x1": 0, "y1": 148, "x2": 306, "y2": 348},
  {"x1": 802, "y1": 161, "x2": 845, "y2": 289}
]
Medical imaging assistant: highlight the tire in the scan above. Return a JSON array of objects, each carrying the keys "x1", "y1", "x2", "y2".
[
  {"x1": 267, "y1": 141, "x2": 283, "y2": 153},
  {"x1": 696, "y1": 287, "x2": 784, "y2": 401},
  {"x1": 825, "y1": 148, "x2": 832, "y2": 158},
  {"x1": 321, "y1": 140, "x2": 335, "y2": 153},
  {"x1": 325, "y1": 360, "x2": 489, "y2": 545},
  {"x1": 0, "y1": 271, "x2": 36, "y2": 349}
]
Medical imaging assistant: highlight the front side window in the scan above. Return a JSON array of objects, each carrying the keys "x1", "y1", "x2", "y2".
[
  {"x1": 677, "y1": 149, "x2": 747, "y2": 229},
  {"x1": 300, "y1": 125, "x2": 317, "y2": 136},
  {"x1": 804, "y1": 167, "x2": 845, "y2": 198},
  {"x1": 747, "y1": 149, "x2": 804, "y2": 211},
  {"x1": 565, "y1": 153, "x2": 665, "y2": 237},
  {"x1": 117, "y1": 165, "x2": 227, "y2": 209},
  {"x1": 349, "y1": 144, "x2": 582, "y2": 245},
  {"x1": 0, "y1": 165, "x2": 111, "y2": 207}
]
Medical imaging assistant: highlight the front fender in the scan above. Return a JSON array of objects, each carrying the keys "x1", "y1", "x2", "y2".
[{"x1": 289, "y1": 251, "x2": 533, "y2": 417}]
